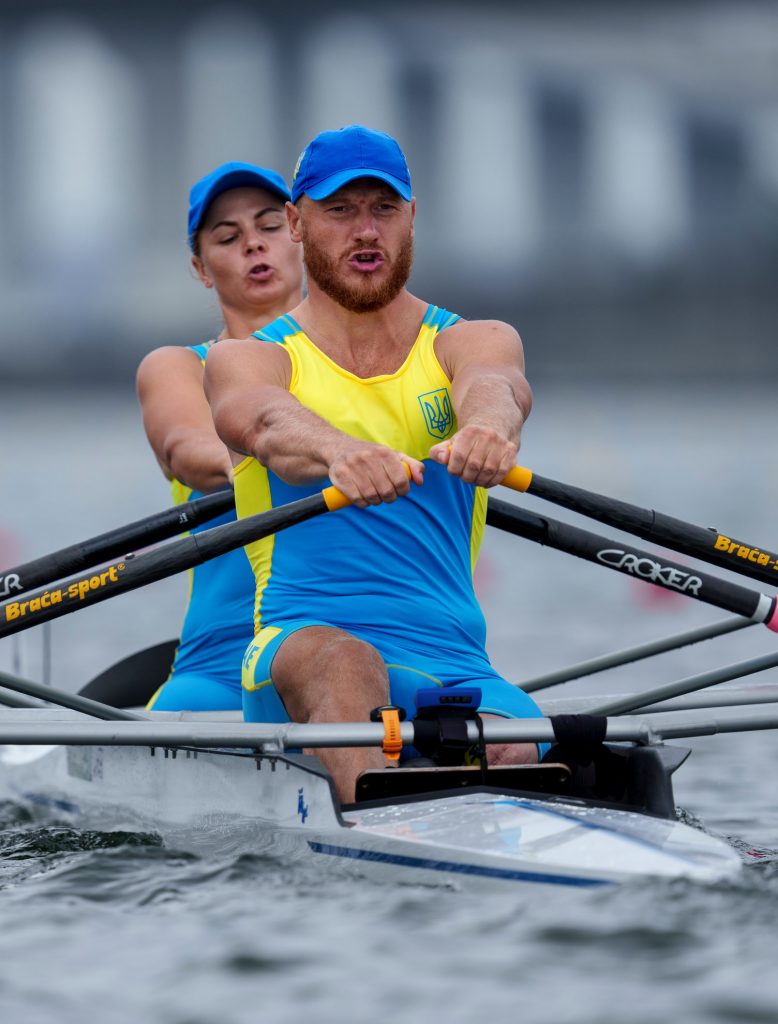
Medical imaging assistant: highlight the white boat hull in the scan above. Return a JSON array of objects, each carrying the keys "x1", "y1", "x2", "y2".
[{"x1": 0, "y1": 710, "x2": 742, "y2": 891}]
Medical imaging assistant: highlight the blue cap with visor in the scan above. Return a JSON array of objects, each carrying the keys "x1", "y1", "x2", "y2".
[
  {"x1": 291, "y1": 125, "x2": 412, "y2": 204},
  {"x1": 188, "y1": 161, "x2": 291, "y2": 249}
]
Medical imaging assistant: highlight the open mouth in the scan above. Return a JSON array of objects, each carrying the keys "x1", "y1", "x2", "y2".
[
  {"x1": 349, "y1": 251, "x2": 385, "y2": 272},
  {"x1": 248, "y1": 263, "x2": 273, "y2": 281}
]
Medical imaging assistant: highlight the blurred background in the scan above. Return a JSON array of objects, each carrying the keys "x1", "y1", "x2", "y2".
[
  {"x1": 0, "y1": 0, "x2": 776, "y2": 384},
  {"x1": 1, "y1": 0, "x2": 778, "y2": 689}
]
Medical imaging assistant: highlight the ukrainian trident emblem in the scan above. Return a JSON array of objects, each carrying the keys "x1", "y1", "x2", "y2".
[{"x1": 418, "y1": 388, "x2": 453, "y2": 440}]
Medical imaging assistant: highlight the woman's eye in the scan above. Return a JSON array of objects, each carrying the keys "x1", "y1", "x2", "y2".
[
  {"x1": 263, "y1": 224, "x2": 282, "y2": 232},
  {"x1": 217, "y1": 235, "x2": 237, "y2": 245}
]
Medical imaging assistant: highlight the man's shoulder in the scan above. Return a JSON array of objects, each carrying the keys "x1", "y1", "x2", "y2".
[
  {"x1": 252, "y1": 310, "x2": 305, "y2": 346},
  {"x1": 204, "y1": 334, "x2": 293, "y2": 388},
  {"x1": 437, "y1": 317, "x2": 521, "y2": 347}
]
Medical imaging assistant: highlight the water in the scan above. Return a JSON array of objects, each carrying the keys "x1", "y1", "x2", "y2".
[{"x1": 1, "y1": 383, "x2": 778, "y2": 1023}]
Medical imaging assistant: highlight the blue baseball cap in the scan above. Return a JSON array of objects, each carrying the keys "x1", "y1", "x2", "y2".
[
  {"x1": 291, "y1": 125, "x2": 412, "y2": 204},
  {"x1": 188, "y1": 161, "x2": 291, "y2": 249}
]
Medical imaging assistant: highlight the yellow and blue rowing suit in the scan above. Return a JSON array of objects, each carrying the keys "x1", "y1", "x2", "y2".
[
  {"x1": 237, "y1": 305, "x2": 545, "y2": 738},
  {"x1": 148, "y1": 342, "x2": 256, "y2": 711}
]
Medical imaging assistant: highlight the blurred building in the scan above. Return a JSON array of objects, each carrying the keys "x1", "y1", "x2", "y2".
[{"x1": 0, "y1": 0, "x2": 777, "y2": 385}]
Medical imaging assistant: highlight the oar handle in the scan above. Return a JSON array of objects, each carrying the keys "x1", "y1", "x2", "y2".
[
  {"x1": 501, "y1": 466, "x2": 533, "y2": 492},
  {"x1": 322, "y1": 486, "x2": 351, "y2": 512},
  {"x1": 321, "y1": 462, "x2": 413, "y2": 511}
]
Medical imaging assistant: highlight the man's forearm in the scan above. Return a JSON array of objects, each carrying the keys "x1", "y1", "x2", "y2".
[
  {"x1": 212, "y1": 387, "x2": 356, "y2": 484},
  {"x1": 453, "y1": 373, "x2": 529, "y2": 442}
]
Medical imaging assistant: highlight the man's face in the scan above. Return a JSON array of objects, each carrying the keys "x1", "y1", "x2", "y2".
[{"x1": 289, "y1": 179, "x2": 415, "y2": 313}]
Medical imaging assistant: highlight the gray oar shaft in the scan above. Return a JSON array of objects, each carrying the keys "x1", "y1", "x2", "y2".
[
  {"x1": 1, "y1": 712, "x2": 778, "y2": 748},
  {"x1": 521, "y1": 616, "x2": 754, "y2": 693},
  {"x1": 590, "y1": 650, "x2": 778, "y2": 716},
  {"x1": 631, "y1": 684, "x2": 778, "y2": 714},
  {"x1": 0, "y1": 719, "x2": 612, "y2": 747},
  {"x1": 0, "y1": 670, "x2": 143, "y2": 721},
  {"x1": 0, "y1": 688, "x2": 45, "y2": 709}
]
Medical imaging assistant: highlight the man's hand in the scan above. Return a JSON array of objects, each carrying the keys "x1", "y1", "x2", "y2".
[
  {"x1": 328, "y1": 442, "x2": 425, "y2": 507},
  {"x1": 429, "y1": 424, "x2": 517, "y2": 488}
]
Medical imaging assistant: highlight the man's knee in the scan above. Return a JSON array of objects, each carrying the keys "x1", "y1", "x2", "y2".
[{"x1": 273, "y1": 626, "x2": 386, "y2": 697}]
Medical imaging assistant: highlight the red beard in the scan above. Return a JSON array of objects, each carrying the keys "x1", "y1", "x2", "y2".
[{"x1": 301, "y1": 228, "x2": 414, "y2": 313}]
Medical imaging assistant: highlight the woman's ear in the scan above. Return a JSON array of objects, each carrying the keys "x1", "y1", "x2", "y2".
[{"x1": 192, "y1": 254, "x2": 213, "y2": 289}]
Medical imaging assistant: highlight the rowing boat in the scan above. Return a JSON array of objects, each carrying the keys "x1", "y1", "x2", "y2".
[
  {"x1": 3, "y1": 471, "x2": 778, "y2": 892},
  {"x1": 0, "y1": 705, "x2": 744, "y2": 890}
]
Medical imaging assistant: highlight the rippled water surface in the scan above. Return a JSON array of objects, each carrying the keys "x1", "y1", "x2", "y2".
[{"x1": 2, "y1": 384, "x2": 778, "y2": 1023}]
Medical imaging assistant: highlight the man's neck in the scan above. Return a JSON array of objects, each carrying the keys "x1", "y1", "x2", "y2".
[{"x1": 290, "y1": 285, "x2": 428, "y2": 377}]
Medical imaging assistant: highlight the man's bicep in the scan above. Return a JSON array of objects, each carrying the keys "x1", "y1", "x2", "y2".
[
  {"x1": 204, "y1": 339, "x2": 293, "y2": 456},
  {"x1": 204, "y1": 338, "x2": 290, "y2": 397},
  {"x1": 445, "y1": 322, "x2": 526, "y2": 392}
]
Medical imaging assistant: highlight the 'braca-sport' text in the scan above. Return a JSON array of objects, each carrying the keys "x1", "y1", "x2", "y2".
[
  {"x1": 3, "y1": 564, "x2": 126, "y2": 622},
  {"x1": 714, "y1": 535, "x2": 778, "y2": 570},
  {"x1": 596, "y1": 549, "x2": 702, "y2": 595}
]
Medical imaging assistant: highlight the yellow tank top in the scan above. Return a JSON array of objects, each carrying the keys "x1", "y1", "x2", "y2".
[{"x1": 233, "y1": 304, "x2": 489, "y2": 658}]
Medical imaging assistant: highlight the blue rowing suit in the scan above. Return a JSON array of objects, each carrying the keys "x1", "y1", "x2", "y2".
[
  {"x1": 147, "y1": 342, "x2": 255, "y2": 711},
  {"x1": 235, "y1": 305, "x2": 546, "y2": 745}
]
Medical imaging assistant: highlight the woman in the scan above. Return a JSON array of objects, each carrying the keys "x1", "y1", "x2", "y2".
[{"x1": 137, "y1": 161, "x2": 304, "y2": 710}]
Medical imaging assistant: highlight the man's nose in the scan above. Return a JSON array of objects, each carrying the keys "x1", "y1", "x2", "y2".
[{"x1": 353, "y1": 214, "x2": 379, "y2": 242}]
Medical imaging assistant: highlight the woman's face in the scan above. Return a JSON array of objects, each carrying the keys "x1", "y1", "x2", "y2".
[{"x1": 192, "y1": 186, "x2": 302, "y2": 315}]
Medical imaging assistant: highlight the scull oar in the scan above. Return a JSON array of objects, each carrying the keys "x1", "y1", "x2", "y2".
[
  {"x1": 0, "y1": 485, "x2": 349, "y2": 639},
  {"x1": 501, "y1": 466, "x2": 778, "y2": 589},
  {"x1": 486, "y1": 498, "x2": 778, "y2": 635},
  {"x1": 0, "y1": 487, "x2": 235, "y2": 599},
  {"x1": 5, "y1": 473, "x2": 778, "y2": 641}
]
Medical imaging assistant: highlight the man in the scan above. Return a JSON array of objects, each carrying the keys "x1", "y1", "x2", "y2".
[{"x1": 204, "y1": 125, "x2": 546, "y2": 801}]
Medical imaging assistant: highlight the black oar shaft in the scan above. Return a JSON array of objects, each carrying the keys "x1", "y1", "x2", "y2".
[
  {"x1": 0, "y1": 492, "x2": 329, "y2": 639},
  {"x1": 486, "y1": 498, "x2": 775, "y2": 624},
  {"x1": 524, "y1": 471, "x2": 778, "y2": 590},
  {"x1": 0, "y1": 488, "x2": 235, "y2": 599}
]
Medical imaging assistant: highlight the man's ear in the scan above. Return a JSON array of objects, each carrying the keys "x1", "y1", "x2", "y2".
[
  {"x1": 192, "y1": 254, "x2": 213, "y2": 289},
  {"x1": 286, "y1": 200, "x2": 303, "y2": 244}
]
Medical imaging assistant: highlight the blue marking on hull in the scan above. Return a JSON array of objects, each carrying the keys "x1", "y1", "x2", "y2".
[{"x1": 307, "y1": 841, "x2": 611, "y2": 888}]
